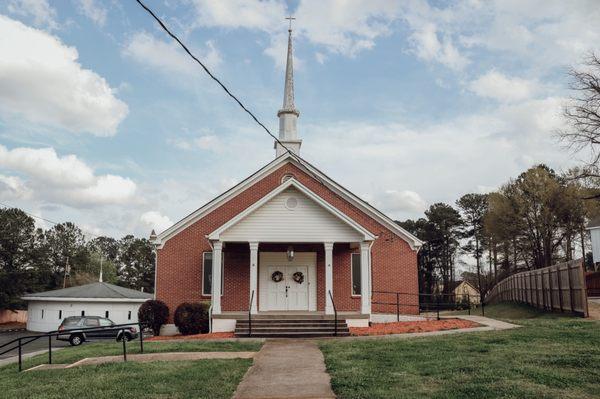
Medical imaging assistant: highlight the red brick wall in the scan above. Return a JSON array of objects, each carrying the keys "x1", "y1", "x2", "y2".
[{"x1": 156, "y1": 161, "x2": 418, "y2": 320}]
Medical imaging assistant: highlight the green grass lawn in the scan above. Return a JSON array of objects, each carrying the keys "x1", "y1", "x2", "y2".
[
  {"x1": 0, "y1": 340, "x2": 262, "y2": 399},
  {"x1": 320, "y1": 304, "x2": 600, "y2": 399}
]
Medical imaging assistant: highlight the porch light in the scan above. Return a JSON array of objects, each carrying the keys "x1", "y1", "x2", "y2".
[{"x1": 287, "y1": 246, "x2": 294, "y2": 261}]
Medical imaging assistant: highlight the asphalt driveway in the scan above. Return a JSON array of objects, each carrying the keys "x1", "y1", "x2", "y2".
[{"x1": 0, "y1": 330, "x2": 70, "y2": 360}]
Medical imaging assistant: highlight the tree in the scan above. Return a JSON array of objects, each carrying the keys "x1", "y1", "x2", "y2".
[
  {"x1": 0, "y1": 208, "x2": 37, "y2": 309},
  {"x1": 561, "y1": 53, "x2": 600, "y2": 179},
  {"x1": 43, "y1": 222, "x2": 91, "y2": 288},
  {"x1": 456, "y1": 194, "x2": 488, "y2": 297},
  {"x1": 118, "y1": 235, "x2": 155, "y2": 292}
]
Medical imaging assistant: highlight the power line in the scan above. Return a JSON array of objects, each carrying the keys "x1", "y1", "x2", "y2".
[
  {"x1": 133, "y1": 0, "x2": 327, "y2": 186},
  {"x1": 0, "y1": 201, "x2": 102, "y2": 239}
]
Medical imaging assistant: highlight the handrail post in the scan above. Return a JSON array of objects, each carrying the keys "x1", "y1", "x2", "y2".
[
  {"x1": 436, "y1": 296, "x2": 440, "y2": 320},
  {"x1": 396, "y1": 292, "x2": 400, "y2": 322},
  {"x1": 122, "y1": 328, "x2": 127, "y2": 362},
  {"x1": 328, "y1": 290, "x2": 337, "y2": 336},
  {"x1": 139, "y1": 323, "x2": 144, "y2": 353},
  {"x1": 248, "y1": 290, "x2": 254, "y2": 337},
  {"x1": 468, "y1": 294, "x2": 471, "y2": 316},
  {"x1": 18, "y1": 338, "x2": 22, "y2": 372},
  {"x1": 48, "y1": 335, "x2": 52, "y2": 364}
]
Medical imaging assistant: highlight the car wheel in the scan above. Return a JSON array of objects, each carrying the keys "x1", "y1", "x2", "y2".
[
  {"x1": 69, "y1": 334, "x2": 83, "y2": 346},
  {"x1": 117, "y1": 333, "x2": 131, "y2": 342}
]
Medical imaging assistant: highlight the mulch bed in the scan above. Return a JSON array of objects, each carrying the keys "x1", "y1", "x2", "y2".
[
  {"x1": 146, "y1": 332, "x2": 235, "y2": 341},
  {"x1": 349, "y1": 319, "x2": 481, "y2": 336}
]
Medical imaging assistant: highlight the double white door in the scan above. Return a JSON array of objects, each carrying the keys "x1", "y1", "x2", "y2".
[{"x1": 266, "y1": 265, "x2": 309, "y2": 311}]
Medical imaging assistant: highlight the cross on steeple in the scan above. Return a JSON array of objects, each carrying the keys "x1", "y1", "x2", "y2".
[{"x1": 285, "y1": 15, "x2": 295, "y2": 31}]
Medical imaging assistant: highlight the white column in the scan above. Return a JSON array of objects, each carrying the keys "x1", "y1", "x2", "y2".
[
  {"x1": 360, "y1": 241, "x2": 371, "y2": 315},
  {"x1": 249, "y1": 242, "x2": 259, "y2": 314},
  {"x1": 212, "y1": 241, "x2": 223, "y2": 314},
  {"x1": 324, "y1": 242, "x2": 334, "y2": 315}
]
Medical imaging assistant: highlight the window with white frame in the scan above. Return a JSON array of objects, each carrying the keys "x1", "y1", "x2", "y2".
[
  {"x1": 351, "y1": 253, "x2": 361, "y2": 296},
  {"x1": 202, "y1": 252, "x2": 224, "y2": 296}
]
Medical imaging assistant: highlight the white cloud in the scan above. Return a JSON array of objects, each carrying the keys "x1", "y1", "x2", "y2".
[
  {"x1": 75, "y1": 0, "x2": 107, "y2": 27},
  {"x1": 192, "y1": 0, "x2": 286, "y2": 31},
  {"x1": 0, "y1": 16, "x2": 128, "y2": 136},
  {"x1": 0, "y1": 145, "x2": 137, "y2": 207},
  {"x1": 7, "y1": 0, "x2": 58, "y2": 30},
  {"x1": 469, "y1": 71, "x2": 539, "y2": 103},
  {"x1": 140, "y1": 211, "x2": 173, "y2": 233},
  {"x1": 408, "y1": 23, "x2": 469, "y2": 71},
  {"x1": 0, "y1": 174, "x2": 31, "y2": 200},
  {"x1": 122, "y1": 31, "x2": 221, "y2": 77},
  {"x1": 374, "y1": 190, "x2": 427, "y2": 218},
  {"x1": 168, "y1": 134, "x2": 222, "y2": 152}
]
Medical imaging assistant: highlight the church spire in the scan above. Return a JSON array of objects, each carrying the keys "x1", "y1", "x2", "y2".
[{"x1": 275, "y1": 16, "x2": 302, "y2": 157}]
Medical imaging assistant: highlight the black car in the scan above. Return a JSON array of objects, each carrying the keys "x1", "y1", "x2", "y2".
[{"x1": 56, "y1": 316, "x2": 139, "y2": 346}]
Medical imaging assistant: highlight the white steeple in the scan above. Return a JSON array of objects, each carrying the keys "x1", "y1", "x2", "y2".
[{"x1": 275, "y1": 17, "x2": 301, "y2": 157}]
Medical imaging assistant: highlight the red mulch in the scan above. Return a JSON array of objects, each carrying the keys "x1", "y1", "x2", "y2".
[
  {"x1": 349, "y1": 319, "x2": 481, "y2": 336},
  {"x1": 146, "y1": 332, "x2": 235, "y2": 341}
]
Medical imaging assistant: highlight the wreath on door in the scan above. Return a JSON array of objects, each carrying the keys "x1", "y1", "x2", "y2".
[
  {"x1": 271, "y1": 271, "x2": 284, "y2": 282},
  {"x1": 292, "y1": 271, "x2": 304, "y2": 284}
]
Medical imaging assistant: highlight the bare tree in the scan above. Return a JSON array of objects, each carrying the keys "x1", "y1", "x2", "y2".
[{"x1": 561, "y1": 53, "x2": 600, "y2": 178}]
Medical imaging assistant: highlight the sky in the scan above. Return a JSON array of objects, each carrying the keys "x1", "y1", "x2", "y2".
[{"x1": 0, "y1": 0, "x2": 599, "y2": 239}]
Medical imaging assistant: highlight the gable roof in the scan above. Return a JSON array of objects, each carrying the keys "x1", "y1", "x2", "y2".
[
  {"x1": 208, "y1": 178, "x2": 376, "y2": 242},
  {"x1": 449, "y1": 280, "x2": 479, "y2": 293},
  {"x1": 154, "y1": 153, "x2": 423, "y2": 250},
  {"x1": 22, "y1": 282, "x2": 152, "y2": 302}
]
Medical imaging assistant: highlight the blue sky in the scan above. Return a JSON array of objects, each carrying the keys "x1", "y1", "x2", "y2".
[{"x1": 0, "y1": 0, "x2": 599, "y2": 239}]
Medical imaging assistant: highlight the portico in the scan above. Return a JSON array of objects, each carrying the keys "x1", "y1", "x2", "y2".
[{"x1": 207, "y1": 179, "x2": 375, "y2": 325}]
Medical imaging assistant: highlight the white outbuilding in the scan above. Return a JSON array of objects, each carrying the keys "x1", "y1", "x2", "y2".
[{"x1": 22, "y1": 282, "x2": 152, "y2": 332}]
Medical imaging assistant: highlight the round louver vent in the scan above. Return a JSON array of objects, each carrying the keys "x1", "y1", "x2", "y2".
[{"x1": 285, "y1": 196, "x2": 298, "y2": 209}]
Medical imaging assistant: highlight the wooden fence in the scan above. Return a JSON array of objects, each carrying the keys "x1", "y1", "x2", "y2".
[
  {"x1": 485, "y1": 259, "x2": 589, "y2": 317},
  {"x1": 0, "y1": 309, "x2": 27, "y2": 324},
  {"x1": 586, "y1": 271, "x2": 600, "y2": 297}
]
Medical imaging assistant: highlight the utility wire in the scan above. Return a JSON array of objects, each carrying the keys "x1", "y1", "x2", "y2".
[
  {"x1": 134, "y1": 0, "x2": 327, "y2": 186},
  {"x1": 0, "y1": 200, "x2": 102, "y2": 239}
]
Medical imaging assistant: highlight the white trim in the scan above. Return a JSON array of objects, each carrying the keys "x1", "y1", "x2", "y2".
[
  {"x1": 325, "y1": 242, "x2": 334, "y2": 315},
  {"x1": 153, "y1": 153, "x2": 422, "y2": 249},
  {"x1": 350, "y1": 252, "x2": 361, "y2": 297},
  {"x1": 208, "y1": 178, "x2": 376, "y2": 242},
  {"x1": 201, "y1": 251, "x2": 224, "y2": 296},
  {"x1": 22, "y1": 297, "x2": 149, "y2": 303}
]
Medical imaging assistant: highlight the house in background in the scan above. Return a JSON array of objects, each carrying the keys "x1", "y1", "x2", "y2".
[
  {"x1": 22, "y1": 282, "x2": 152, "y2": 332},
  {"x1": 151, "y1": 27, "x2": 423, "y2": 335},
  {"x1": 447, "y1": 280, "x2": 481, "y2": 305}
]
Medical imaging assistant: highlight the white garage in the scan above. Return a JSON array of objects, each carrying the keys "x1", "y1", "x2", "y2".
[{"x1": 22, "y1": 282, "x2": 152, "y2": 332}]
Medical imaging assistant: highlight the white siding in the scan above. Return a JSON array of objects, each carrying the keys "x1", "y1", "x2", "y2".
[
  {"x1": 220, "y1": 187, "x2": 364, "y2": 242},
  {"x1": 26, "y1": 301, "x2": 147, "y2": 332},
  {"x1": 591, "y1": 228, "x2": 600, "y2": 263}
]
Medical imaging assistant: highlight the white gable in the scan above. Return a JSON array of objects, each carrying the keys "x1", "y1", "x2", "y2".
[{"x1": 219, "y1": 186, "x2": 364, "y2": 242}]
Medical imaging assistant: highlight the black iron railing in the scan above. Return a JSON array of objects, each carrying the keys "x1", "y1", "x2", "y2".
[
  {"x1": 328, "y1": 290, "x2": 338, "y2": 336},
  {"x1": 371, "y1": 291, "x2": 483, "y2": 320},
  {"x1": 0, "y1": 322, "x2": 146, "y2": 372},
  {"x1": 248, "y1": 289, "x2": 255, "y2": 337}
]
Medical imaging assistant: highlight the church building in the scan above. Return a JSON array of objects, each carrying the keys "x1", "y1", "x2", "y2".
[{"x1": 152, "y1": 26, "x2": 422, "y2": 335}]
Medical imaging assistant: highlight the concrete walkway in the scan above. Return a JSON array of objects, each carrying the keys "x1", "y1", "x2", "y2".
[
  {"x1": 233, "y1": 340, "x2": 335, "y2": 399},
  {"x1": 25, "y1": 351, "x2": 256, "y2": 371}
]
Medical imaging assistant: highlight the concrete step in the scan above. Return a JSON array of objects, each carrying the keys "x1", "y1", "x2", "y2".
[
  {"x1": 235, "y1": 327, "x2": 350, "y2": 333},
  {"x1": 234, "y1": 318, "x2": 350, "y2": 338},
  {"x1": 234, "y1": 331, "x2": 351, "y2": 338}
]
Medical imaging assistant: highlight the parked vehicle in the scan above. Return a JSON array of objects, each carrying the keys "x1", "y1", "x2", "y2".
[{"x1": 56, "y1": 316, "x2": 139, "y2": 346}]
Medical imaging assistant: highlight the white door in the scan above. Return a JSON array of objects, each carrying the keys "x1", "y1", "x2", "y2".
[
  {"x1": 286, "y1": 265, "x2": 309, "y2": 310},
  {"x1": 260, "y1": 252, "x2": 316, "y2": 312},
  {"x1": 267, "y1": 265, "x2": 288, "y2": 310}
]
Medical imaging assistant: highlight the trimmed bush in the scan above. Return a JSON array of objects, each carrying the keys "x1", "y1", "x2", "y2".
[
  {"x1": 138, "y1": 300, "x2": 169, "y2": 336},
  {"x1": 174, "y1": 302, "x2": 210, "y2": 335}
]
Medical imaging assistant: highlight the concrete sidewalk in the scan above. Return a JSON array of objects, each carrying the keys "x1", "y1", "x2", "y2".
[{"x1": 233, "y1": 340, "x2": 335, "y2": 399}]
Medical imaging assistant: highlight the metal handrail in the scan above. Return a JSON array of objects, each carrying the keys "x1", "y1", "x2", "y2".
[
  {"x1": 328, "y1": 290, "x2": 337, "y2": 336},
  {"x1": 0, "y1": 321, "x2": 146, "y2": 372},
  {"x1": 248, "y1": 290, "x2": 255, "y2": 337}
]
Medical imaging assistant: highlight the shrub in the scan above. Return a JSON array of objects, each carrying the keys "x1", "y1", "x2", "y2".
[
  {"x1": 138, "y1": 300, "x2": 169, "y2": 336},
  {"x1": 174, "y1": 302, "x2": 210, "y2": 335}
]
